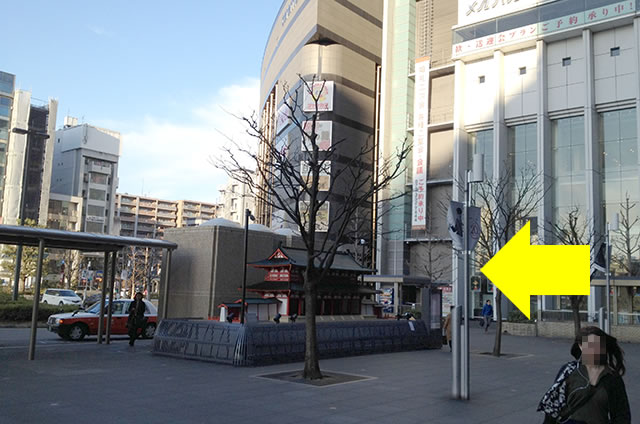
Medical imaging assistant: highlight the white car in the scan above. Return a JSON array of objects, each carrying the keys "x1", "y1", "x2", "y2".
[{"x1": 41, "y1": 289, "x2": 83, "y2": 306}]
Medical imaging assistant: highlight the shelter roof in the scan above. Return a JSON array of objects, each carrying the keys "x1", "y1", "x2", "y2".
[{"x1": 0, "y1": 225, "x2": 178, "y2": 252}]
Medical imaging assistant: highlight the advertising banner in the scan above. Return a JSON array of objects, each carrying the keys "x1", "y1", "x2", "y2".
[
  {"x1": 276, "y1": 103, "x2": 290, "y2": 135},
  {"x1": 303, "y1": 81, "x2": 334, "y2": 112},
  {"x1": 300, "y1": 161, "x2": 331, "y2": 191},
  {"x1": 302, "y1": 120, "x2": 332, "y2": 151},
  {"x1": 458, "y1": 0, "x2": 537, "y2": 27},
  {"x1": 299, "y1": 200, "x2": 330, "y2": 232},
  {"x1": 411, "y1": 57, "x2": 430, "y2": 231}
]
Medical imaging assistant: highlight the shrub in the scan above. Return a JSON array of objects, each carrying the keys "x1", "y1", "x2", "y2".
[
  {"x1": 0, "y1": 302, "x2": 77, "y2": 322},
  {"x1": 507, "y1": 310, "x2": 534, "y2": 323}
]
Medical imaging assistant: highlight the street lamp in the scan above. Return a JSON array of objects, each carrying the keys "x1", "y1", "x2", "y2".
[
  {"x1": 10, "y1": 126, "x2": 50, "y2": 301},
  {"x1": 240, "y1": 208, "x2": 255, "y2": 324},
  {"x1": 605, "y1": 213, "x2": 619, "y2": 333}
]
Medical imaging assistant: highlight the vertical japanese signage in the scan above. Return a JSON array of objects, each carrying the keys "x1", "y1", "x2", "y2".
[
  {"x1": 412, "y1": 57, "x2": 430, "y2": 231},
  {"x1": 303, "y1": 81, "x2": 334, "y2": 112}
]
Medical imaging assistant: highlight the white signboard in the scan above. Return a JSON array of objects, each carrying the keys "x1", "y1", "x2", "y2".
[
  {"x1": 458, "y1": 0, "x2": 537, "y2": 27},
  {"x1": 454, "y1": 0, "x2": 636, "y2": 58},
  {"x1": 300, "y1": 161, "x2": 331, "y2": 191},
  {"x1": 302, "y1": 120, "x2": 332, "y2": 151},
  {"x1": 303, "y1": 81, "x2": 334, "y2": 112},
  {"x1": 411, "y1": 58, "x2": 430, "y2": 231},
  {"x1": 299, "y1": 200, "x2": 329, "y2": 232},
  {"x1": 276, "y1": 103, "x2": 290, "y2": 135}
]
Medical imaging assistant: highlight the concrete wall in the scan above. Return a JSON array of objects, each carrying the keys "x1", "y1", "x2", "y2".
[
  {"x1": 502, "y1": 321, "x2": 640, "y2": 343},
  {"x1": 162, "y1": 225, "x2": 302, "y2": 319}
]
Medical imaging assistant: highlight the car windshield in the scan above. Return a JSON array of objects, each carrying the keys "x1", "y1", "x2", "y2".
[
  {"x1": 86, "y1": 301, "x2": 109, "y2": 314},
  {"x1": 59, "y1": 290, "x2": 77, "y2": 297}
]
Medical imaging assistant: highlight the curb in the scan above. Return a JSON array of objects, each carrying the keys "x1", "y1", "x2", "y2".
[{"x1": 0, "y1": 322, "x2": 48, "y2": 328}]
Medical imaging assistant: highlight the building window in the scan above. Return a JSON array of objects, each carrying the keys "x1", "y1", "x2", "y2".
[
  {"x1": 508, "y1": 123, "x2": 537, "y2": 206},
  {"x1": 468, "y1": 130, "x2": 494, "y2": 182},
  {"x1": 519, "y1": 67, "x2": 527, "y2": 75},
  {"x1": 610, "y1": 47, "x2": 620, "y2": 57},
  {"x1": 85, "y1": 221, "x2": 103, "y2": 233},
  {"x1": 90, "y1": 173, "x2": 108, "y2": 185},
  {"x1": 551, "y1": 116, "x2": 585, "y2": 227},
  {"x1": 478, "y1": 75, "x2": 485, "y2": 84},
  {"x1": 600, "y1": 109, "x2": 638, "y2": 254},
  {"x1": 88, "y1": 189, "x2": 106, "y2": 201},
  {"x1": 562, "y1": 57, "x2": 571, "y2": 67},
  {"x1": 87, "y1": 205, "x2": 104, "y2": 216}
]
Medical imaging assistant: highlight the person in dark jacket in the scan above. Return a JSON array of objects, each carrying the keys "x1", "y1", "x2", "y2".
[
  {"x1": 538, "y1": 326, "x2": 631, "y2": 424},
  {"x1": 127, "y1": 292, "x2": 146, "y2": 346},
  {"x1": 481, "y1": 300, "x2": 493, "y2": 333}
]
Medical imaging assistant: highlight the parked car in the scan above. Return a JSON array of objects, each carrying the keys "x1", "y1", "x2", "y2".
[
  {"x1": 41, "y1": 289, "x2": 83, "y2": 306},
  {"x1": 47, "y1": 299, "x2": 157, "y2": 341}
]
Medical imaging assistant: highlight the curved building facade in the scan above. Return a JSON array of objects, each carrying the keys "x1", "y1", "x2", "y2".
[{"x1": 258, "y1": 0, "x2": 383, "y2": 257}]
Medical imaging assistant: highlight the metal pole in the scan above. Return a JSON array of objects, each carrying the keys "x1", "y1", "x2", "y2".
[
  {"x1": 97, "y1": 251, "x2": 109, "y2": 344},
  {"x1": 605, "y1": 225, "x2": 610, "y2": 333},
  {"x1": 451, "y1": 305, "x2": 461, "y2": 399},
  {"x1": 462, "y1": 171, "x2": 470, "y2": 400},
  {"x1": 12, "y1": 134, "x2": 31, "y2": 301},
  {"x1": 240, "y1": 209, "x2": 250, "y2": 324},
  {"x1": 106, "y1": 251, "x2": 117, "y2": 344},
  {"x1": 28, "y1": 239, "x2": 45, "y2": 360}
]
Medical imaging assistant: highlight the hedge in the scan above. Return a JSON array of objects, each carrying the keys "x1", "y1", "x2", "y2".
[{"x1": 0, "y1": 303, "x2": 78, "y2": 322}]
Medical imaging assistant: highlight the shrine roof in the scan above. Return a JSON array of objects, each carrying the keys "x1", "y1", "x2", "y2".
[{"x1": 249, "y1": 246, "x2": 373, "y2": 273}]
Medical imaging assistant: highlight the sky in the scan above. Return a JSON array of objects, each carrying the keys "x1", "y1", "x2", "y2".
[{"x1": 3, "y1": 0, "x2": 283, "y2": 203}]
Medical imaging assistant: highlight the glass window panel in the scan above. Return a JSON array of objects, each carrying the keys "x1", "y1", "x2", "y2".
[
  {"x1": 497, "y1": 8, "x2": 539, "y2": 32},
  {"x1": 554, "y1": 147, "x2": 571, "y2": 177},
  {"x1": 572, "y1": 145, "x2": 585, "y2": 172},
  {"x1": 603, "y1": 141, "x2": 621, "y2": 170},
  {"x1": 620, "y1": 110, "x2": 637, "y2": 139},
  {"x1": 87, "y1": 205, "x2": 104, "y2": 216},
  {"x1": 88, "y1": 189, "x2": 106, "y2": 201},
  {"x1": 601, "y1": 112, "x2": 619, "y2": 142},
  {"x1": 619, "y1": 139, "x2": 637, "y2": 168}
]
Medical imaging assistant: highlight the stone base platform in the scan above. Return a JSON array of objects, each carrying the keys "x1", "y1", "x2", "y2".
[{"x1": 152, "y1": 318, "x2": 442, "y2": 366}]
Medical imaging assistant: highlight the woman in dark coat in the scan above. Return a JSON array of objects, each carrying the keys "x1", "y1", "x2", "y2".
[
  {"x1": 127, "y1": 292, "x2": 146, "y2": 346},
  {"x1": 538, "y1": 326, "x2": 631, "y2": 424}
]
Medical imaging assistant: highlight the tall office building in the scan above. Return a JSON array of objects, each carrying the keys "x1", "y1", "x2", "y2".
[
  {"x1": 376, "y1": 0, "x2": 457, "y2": 309},
  {"x1": 51, "y1": 117, "x2": 120, "y2": 234},
  {"x1": 450, "y1": 0, "x2": 640, "y2": 325},
  {"x1": 258, "y1": 0, "x2": 383, "y2": 251},
  {"x1": 0, "y1": 70, "x2": 58, "y2": 226}
]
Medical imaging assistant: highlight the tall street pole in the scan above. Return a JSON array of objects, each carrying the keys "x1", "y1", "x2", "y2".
[{"x1": 240, "y1": 208, "x2": 254, "y2": 324}]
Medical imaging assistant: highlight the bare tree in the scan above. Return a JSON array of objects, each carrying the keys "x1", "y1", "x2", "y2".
[
  {"x1": 548, "y1": 207, "x2": 597, "y2": 338},
  {"x1": 612, "y1": 194, "x2": 640, "y2": 276},
  {"x1": 1, "y1": 219, "x2": 45, "y2": 294},
  {"x1": 473, "y1": 166, "x2": 542, "y2": 357},
  {"x1": 215, "y1": 75, "x2": 410, "y2": 380}
]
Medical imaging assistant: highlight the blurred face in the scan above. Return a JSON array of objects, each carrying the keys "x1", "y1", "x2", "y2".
[
  {"x1": 580, "y1": 334, "x2": 606, "y2": 365},
  {"x1": 135, "y1": 293, "x2": 142, "y2": 301},
  {"x1": 486, "y1": 301, "x2": 491, "y2": 305}
]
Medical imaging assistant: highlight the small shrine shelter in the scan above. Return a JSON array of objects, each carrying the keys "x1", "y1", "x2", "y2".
[{"x1": 219, "y1": 246, "x2": 378, "y2": 322}]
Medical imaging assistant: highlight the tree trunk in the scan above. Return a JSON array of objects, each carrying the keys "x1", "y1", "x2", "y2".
[
  {"x1": 303, "y1": 279, "x2": 322, "y2": 380},
  {"x1": 492, "y1": 289, "x2": 502, "y2": 357},
  {"x1": 571, "y1": 296, "x2": 581, "y2": 338}
]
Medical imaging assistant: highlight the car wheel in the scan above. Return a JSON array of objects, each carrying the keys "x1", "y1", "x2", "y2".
[
  {"x1": 68, "y1": 323, "x2": 87, "y2": 341},
  {"x1": 43, "y1": 300, "x2": 48, "y2": 304},
  {"x1": 142, "y1": 323, "x2": 156, "y2": 339}
]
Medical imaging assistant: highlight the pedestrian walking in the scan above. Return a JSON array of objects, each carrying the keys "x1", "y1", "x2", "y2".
[
  {"x1": 443, "y1": 305, "x2": 454, "y2": 352},
  {"x1": 538, "y1": 326, "x2": 631, "y2": 424},
  {"x1": 481, "y1": 300, "x2": 492, "y2": 333},
  {"x1": 127, "y1": 292, "x2": 146, "y2": 346}
]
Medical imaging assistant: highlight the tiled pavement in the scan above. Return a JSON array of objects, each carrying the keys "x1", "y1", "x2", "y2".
[{"x1": 1, "y1": 326, "x2": 638, "y2": 423}]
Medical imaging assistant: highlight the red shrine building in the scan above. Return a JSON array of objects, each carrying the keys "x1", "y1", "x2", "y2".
[{"x1": 219, "y1": 246, "x2": 379, "y2": 322}]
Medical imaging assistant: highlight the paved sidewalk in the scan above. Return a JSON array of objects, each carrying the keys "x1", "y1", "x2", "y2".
[{"x1": 1, "y1": 326, "x2": 637, "y2": 423}]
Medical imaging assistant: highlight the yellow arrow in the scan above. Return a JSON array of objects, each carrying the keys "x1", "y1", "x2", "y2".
[{"x1": 480, "y1": 221, "x2": 590, "y2": 319}]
